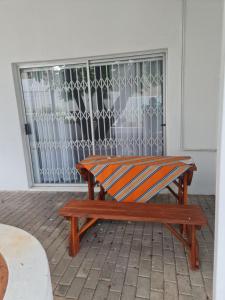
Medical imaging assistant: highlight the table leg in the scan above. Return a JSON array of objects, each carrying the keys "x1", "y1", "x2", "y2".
[
  {"x1": 98, "y1": 185, "x2": 105, "y2": 200},
  {"x1": 183, "y1": 173, "x2": 188, "y2": 234},
  {"x1": 69, "y1": 217, "x2": 79, "y2": 256},
  {"x1": 178, "y1": 177, "x2": 183, "y2": 234},
  {"x1": 88, "y1": 172, "x2": 95, "y2": 200},
  {"x1": 183, "y1": 173, "x2": 188, "y2": 205}
]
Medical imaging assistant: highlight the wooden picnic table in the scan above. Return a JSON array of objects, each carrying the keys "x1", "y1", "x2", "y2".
[{"x1": 59, "y1": 155, "x2": 207, "y2": 269}]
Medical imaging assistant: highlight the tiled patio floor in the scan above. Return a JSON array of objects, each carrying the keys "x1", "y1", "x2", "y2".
[{"x1": 0, "y1": 192, "x2": 214, "y2": 300}]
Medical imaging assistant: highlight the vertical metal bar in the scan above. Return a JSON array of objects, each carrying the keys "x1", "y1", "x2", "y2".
[
  {"x1": 75, "y1": 67, "x2": 86, "y2": 160},
  {"x1": 131, "y1": 63, "x2": 135, "y2": 155},
  {"x1": 111, "y1": 64, "x2": 119, "y2": 156},
  {"x1": 105, "y1": 65, "x2": 113, "y2": 156},
  {"x1": 117, "y1": 63, "x2": 123, "y2": 156},
  {"x1": 71, "y1": 67, "x2": 82, "y2": 182},
  {"x1": 48, "y1": 69, "x2": 61, "y2": 183},
  {"x1": 63, "y1": 67, "x2": 73, "y2": 183},
  {"x1": 144, "y1": 61, "x2": 147, "y2": 156},
  {"x1": 162, "y1": 55, "x2": 166, "y2": 155},
  {"x1": 150, "y1": 61, "x2": 153, "y2": 155},
  {"x1": 81, "y1": 67, "x2": 91, "y2": 157},
  {"x1": 58, "y1": 70, "x2": 67, "y2": 183},
  {"x1": 156, "y1": 60, "x2": 159, "y2": 155},
  {"x1": 137, "y1": 62, "x2": 141, "y2": 156},
  {"x1": 99, "y1": 66, "x2": 107, "y2": 154},
  {"x1": 123, "y1": 63, "x2": 129, "y2": 156},
  {"x1": 69, "y1": 68, "x2": 79, "y2": 183},
  {"x1": 34, "y1": 70, "x2": 48, "y2": 183},
  {"x1": 86, "y1": 61, "x2": 96, "y2": 155},
  {"x1": 42, "y1": 70, "x2": 56, "y2": 184},
  {"x1": 52, "y1": 69, "x2": 66, "y2": 183},
  {"x1": 93, "y1": 67, "x2": 101, "y2": 155}
]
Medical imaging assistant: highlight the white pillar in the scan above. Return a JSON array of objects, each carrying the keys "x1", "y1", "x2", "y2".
[{"x1": 213, "y1": 1, "x2": 225, "y2": 299}]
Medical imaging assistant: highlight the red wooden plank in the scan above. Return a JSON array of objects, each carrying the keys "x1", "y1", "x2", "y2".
[{"x1": 59, "y1": 200, "x2": 207, "y2": 226}]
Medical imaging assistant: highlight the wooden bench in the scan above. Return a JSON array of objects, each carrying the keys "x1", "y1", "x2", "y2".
[{"x1": 59, "y1": 200, "x2": 207, "y2": 269}]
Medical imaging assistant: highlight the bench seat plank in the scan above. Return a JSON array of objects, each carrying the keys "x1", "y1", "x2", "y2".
[
  {"x1": 59, "y1": 200, "x2": 207, "y2": 226},
  {"x1": 59, "y1": 199, "x2": 207, "y2": 270}
]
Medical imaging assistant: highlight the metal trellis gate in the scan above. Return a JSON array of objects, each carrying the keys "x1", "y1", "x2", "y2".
[{"x1": 19, "y1": 53, "x2": 166, "y2": 185}]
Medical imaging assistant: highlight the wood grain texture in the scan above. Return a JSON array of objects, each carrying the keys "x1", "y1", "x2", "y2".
[
  {"x1": 0, "y1": 252, "x2": 8, "y2": 300},
  {"x1": 59, "y1": 200, "x2": 207, "y2": 226}
]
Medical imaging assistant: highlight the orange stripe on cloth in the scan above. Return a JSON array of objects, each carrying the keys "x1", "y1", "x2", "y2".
[
  {"x1": 105, "y1": 165, "x2": 148, "y2": 196},
  {"x1": 77, "y1": 155, "x2": 194, "y2": 203},
  {"x1": 136, "y1": 165, "x2": 189, "y2": 203},
  {"x1": 109, "y1": 164, "x2": 177, "y2": 202}
]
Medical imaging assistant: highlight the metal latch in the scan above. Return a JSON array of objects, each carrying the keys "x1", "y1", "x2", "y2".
[{"x1": 24, "y1": 123, "x2": 32, "y2": 135}]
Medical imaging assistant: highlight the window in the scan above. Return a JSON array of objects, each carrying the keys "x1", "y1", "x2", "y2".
[{"x1": 19, "y1": 52, "x2": 165, "y2": 185}]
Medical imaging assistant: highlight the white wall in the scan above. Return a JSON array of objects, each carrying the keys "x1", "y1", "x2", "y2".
[
  {"x1": 0, "y1": 0, "x2": 222, "y2": 193},
  {"x1": 214, "y1": 1, "x2": 225, "y2": 298}
]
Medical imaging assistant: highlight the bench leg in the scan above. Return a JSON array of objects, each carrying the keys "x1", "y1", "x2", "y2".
[
  {"x1": 69, "y1": 217, "x2": 79, "y2": 256},
  {"x1": 182, "y1": 174, "x2": 188, "y2": 235},
  {"x1": 189, "y1": 225, "x2": 199, "y2": 269},
  {"x1": 178, "y1": 177, "x2": 184, "y2": 234}
]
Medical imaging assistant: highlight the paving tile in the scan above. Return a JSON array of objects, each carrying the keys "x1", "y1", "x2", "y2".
[
  {"x1": 108, "y1": 291, "x2": 121, "y2": 300},
  {"x1": 175, "y1": 258, "x2": 189, "y2": 275},
  {"x1": 189, "y1": 269, "x2": 204, "y2": 287},
  {"x1": 204, "y1": 277, "x2": 213, "y2": 299},
  {"x1": 179, "y1": 295, "x2": 193, "y2": 300},
  {"x1": 54, "y1": 296, "x2": 65, "y2": 300},
  {"x1": 66, "y1": 277, "x2": 86, "y2": 299},
  {"x1": 119, "y1": 244, "x2": 131, "y2": 257},
  {"x1": 121, "y1": 285, "x2": 136, "y2": 300},
  {"x1": 150, "y1": 290, "x2": 164, "y2": 300},
  {"x1": 151, "y1": 271, "x2": 164, "y2": 291},
  {"x1": 140, "y1": 246, "x2": 152, "y2": 260},
  {"x1": 201, "y1": 261, "x2": 213, "y2": 279},
  {"x1": 163, "y1": 249, "x2": 175, "y2": 265},
  {"x1": 100, "y1": 262, "x2": 115, "y2": 281},
  {"x1": 125, "y1": 267, "x2": 138, "y2": 286},
  {"x1": 174, "y1": 244, "x2": 186, "y2": 258},
  {"x1": 92, "y1": 253, "x2": 107, "y2": 270},
  {"x1": 54, "y1": 284, "x2": 69, "y2": 297},
  {"x1": 128, "y1": 252, "x2": 140, "y2": 268},
  {"x1": 136, "y1": 276, "x2": 150, "y2": 299},
  {"x1": 165, "y1": 281, "x2": 178, "y2": 300},
  {"x1": 139, "y1": 259, "x2": 151, "y2": 277},
  {"x1": 152, "y1": 255, "x2": 163, "y2": 272},
  {"x1": 78, "y1": 288, "x2": 95, "y2": 300},
  {"x1": 152, "y1": 243, "x2": 163, "y2": 256},
  {"x1": 84, "y1": 269, "x2": 100, "y2": 289},
  {"x1": 115, "y1": 256, "x2": 128, "y2": 273},
  {"x1": 77, "y1": 259, "x2": 93, "y2": 278},
  {"x1": 59, "y1": 267, "x2": 78, "y2": 286},
  {"x1": 93, "y1": 280, "x2": 111, "y2": 300},
  {"x1": 192, "y1": 285, "x2": 207, "y2": 300},
  {"x1": 110, "y1": 272, "x2": 125, "y2": 292},
  {"x1": 177, "y1": 275, "x2": 192, "y2": 295},
  {"x1": 164, "y1": 263, "x2": 176, "y2": 282}
]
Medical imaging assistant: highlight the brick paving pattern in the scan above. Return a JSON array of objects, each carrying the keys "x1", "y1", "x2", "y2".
[{"x1": 0, "y1": 192, "x2": 214, "y2": 300}]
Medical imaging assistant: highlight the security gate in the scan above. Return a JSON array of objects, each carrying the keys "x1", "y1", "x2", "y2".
[{"x1": 19, "y1": 53, "x2": 166, "y2": 185}]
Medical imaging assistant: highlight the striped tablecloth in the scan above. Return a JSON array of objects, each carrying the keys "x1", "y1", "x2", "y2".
[{"x1": 77, "y1": 155, "x2": 195, "y2": 203}]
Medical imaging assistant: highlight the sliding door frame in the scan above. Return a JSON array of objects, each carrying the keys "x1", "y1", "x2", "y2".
[{"x1": 12, "y1": 49, "x2": 167, "y2": 188}]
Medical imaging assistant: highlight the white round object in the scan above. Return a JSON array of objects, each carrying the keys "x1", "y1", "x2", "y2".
[{"x1": 0, "y1": 224, "x2": 53, "y2": 300}]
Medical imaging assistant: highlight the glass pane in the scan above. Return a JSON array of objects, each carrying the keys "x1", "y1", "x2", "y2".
[
  {"x1": 20, "y1": 65, "x2": 92, "y2": 184},
  {"x1": 89, "y1": 58, "x2": 164, "y2": 156}
]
